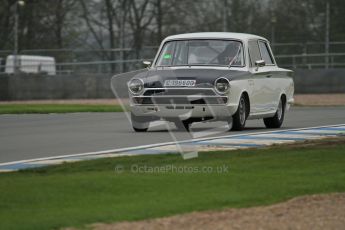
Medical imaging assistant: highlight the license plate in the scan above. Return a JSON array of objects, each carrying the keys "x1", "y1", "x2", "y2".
[{"x1": 164, "y1": 80, "x2": 196, "y2": 87}]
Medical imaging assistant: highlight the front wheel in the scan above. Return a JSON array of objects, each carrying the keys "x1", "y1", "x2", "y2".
[
  {"x1": 231, "y1": 95, "x2": 248, "y2": 131},
  {"x1": 263, "y1": 97, "x2": 285, "y2": 129},
  {"x1": 131, "y1": 113, "x2": 150, "y2": 132}
]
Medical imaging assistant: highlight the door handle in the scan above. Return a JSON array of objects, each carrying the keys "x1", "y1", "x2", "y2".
[{"x1": 266, "y1": 74, "x2": 272, "y2": 78}]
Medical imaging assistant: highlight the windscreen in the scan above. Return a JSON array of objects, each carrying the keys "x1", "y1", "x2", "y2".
[{"x1": 155, "y1": 40, "x2": 244, "y2": 67}]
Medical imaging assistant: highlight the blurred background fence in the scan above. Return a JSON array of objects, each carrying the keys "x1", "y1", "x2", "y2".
[
  {"x1": 1, "y1": 0, "x2": 345, "y2": 75},
  {"x1": 1, "y1": 0, "x2": 345, "y2": 100},
  {"x1": 1, "y1": 41, "x2": 345, "y2": 75}
]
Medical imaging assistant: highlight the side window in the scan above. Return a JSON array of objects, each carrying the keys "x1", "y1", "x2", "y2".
[
  {"x1": 248, "y1": 40, "x2": 261, "y2": 67},
  {"x1": 258, "y1": 41, "x2": 274, "y2": 65}
]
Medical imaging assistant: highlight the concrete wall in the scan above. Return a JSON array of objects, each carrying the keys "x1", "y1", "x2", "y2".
[
  {"x1": 293, "y1": 69, "x2": 345, "y2": 94},
  {"x1": 1, "y1": 69, "x2": 345, "y2": 100},
  {"x1": 0, "y1": 74, "x2": 113, "y2": 100}
]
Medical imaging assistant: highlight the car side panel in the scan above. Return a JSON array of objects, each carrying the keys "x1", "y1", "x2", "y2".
[
  {"x1": 274, "y1": 68, "x2": 294, "y2": 109},
  {"x1": 226, "y1": 74, "x2": 254, "y2": 114},
  {"x1": 250, "y1": 68, "x2": 274, "y2": 113},
  {"x1": 262, "y1": 68, "x2": 294, "y2": 114}
]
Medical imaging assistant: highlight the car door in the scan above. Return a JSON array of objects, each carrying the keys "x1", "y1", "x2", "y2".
[
  {"x1": 257, "y1": 40, "x2": 279, "y2": 112},
  {"x1": 248, "y1": 39, "x2": 271, "y2": 114}
]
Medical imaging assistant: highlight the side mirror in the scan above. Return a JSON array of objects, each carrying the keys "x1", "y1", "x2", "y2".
[
  {"x1": 143, "y1": 61, "x2": 151, "y2": 68},
  {"x1": 255, "y1": 60, "x2": 265, "y2": 71}
]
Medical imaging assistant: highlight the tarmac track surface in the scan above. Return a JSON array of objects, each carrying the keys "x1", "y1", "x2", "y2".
[{"x1": 0, "y1": 106, "x2": 344, "y2": 163}]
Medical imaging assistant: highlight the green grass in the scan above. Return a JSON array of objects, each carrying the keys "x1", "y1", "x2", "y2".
[
  {"x1": 1, "y1": 139, "x2": 345, "y2": 230},
  {"x1": 0, "y1": 104, "x2": 124, "y2": 114}
]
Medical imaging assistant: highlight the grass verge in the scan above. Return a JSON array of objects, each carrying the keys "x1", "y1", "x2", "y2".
[
  {"x1": 1, "y1": 138, "x2": 345, "y2": 230},
  {"x1": 0, "y1": 104, "x2": 124, "y2": 114}
]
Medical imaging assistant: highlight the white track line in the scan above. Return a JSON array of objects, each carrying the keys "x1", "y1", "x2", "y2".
[{"x1": 0, "y1": 123, "x2": 344, "y2": 167}]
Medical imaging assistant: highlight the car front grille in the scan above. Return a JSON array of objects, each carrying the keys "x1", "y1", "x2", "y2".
[
  {"x1": 143, "y1": 88, "x2": 216, "y2": 96},
  {"x1": 132, "y1": 88, "x2": 227, "y2": 105}
]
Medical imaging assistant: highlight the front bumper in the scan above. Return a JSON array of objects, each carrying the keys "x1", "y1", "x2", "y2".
[
  {"x1": 131, "y1": 104, "x2": 238, "y2": 121},
  {"x1": 129, "y1": 86, "x2": 237, "y2": 121}
]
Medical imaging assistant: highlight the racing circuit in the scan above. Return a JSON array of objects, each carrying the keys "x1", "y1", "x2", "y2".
[{"x1": 0, "y1": 106, "x2": 345, "y2": 171}]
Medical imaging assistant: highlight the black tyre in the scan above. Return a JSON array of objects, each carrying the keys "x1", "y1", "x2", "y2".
[
  {"x1": 131, "y1": 113, "x2": 149, "y2": 132},
  {"x1": 231, "y1": 94, "x2": 248, "y2": 131},
  {"x1": 263, "y1": 97, "x2": 285, "y2": 129}
]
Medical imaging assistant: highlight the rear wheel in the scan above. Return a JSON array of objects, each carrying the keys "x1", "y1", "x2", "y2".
[
  {"x1": 263, "y1": 97, "x2": 285, "y2": 129},
  {"x1": 131, "y1": 113, "x2": 150, "y2": 132},
  {"x1": 231, "y1": 95, "x2": 248, "y2": 131}
]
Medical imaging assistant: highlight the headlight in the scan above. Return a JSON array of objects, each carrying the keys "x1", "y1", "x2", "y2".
[
  {"x1": 214, "y1": 77, "x2": 230, "y2": 94},
  {"x1": 128, "y1": 78, "x2": 144, "y2": 95}
]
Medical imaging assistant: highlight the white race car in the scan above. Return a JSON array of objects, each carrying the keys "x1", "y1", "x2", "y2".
[{"x1": 128, "y1": 32, "x2": 294, "y2": 132}]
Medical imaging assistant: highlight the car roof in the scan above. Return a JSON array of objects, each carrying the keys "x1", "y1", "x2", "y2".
[{"x1": 163, "y1": 32, "x2": 267, "y2": 42}]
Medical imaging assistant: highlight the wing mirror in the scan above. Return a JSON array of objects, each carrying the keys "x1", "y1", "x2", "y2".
[
  {"x1": 143, "y1": 61, "x2": 152, "y2": 68},
  {"x1": 255, "y1": 60, "x2": 265, "y2": 71}
]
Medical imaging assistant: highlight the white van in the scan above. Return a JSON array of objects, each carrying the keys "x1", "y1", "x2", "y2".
[{"x1": 5, "y1": 55, "x2": 56, "y2": 75}]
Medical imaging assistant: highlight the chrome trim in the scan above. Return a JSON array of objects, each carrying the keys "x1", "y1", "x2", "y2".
[
  {"x1": 132, "y1": 87, "x2": 228, "y2": 105},
  {"x1": 133, "y1": 95, "x2": 226, "y2": 98},
  {"x1": 143, "y1": 87, "x2": 215, "y2": 91},
  {"x1": 142, "y1": 87, "x2": 218, "y2": 95},
  {"x1": 132, "y1": 96, "x2": 228, "y2": 105}
]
